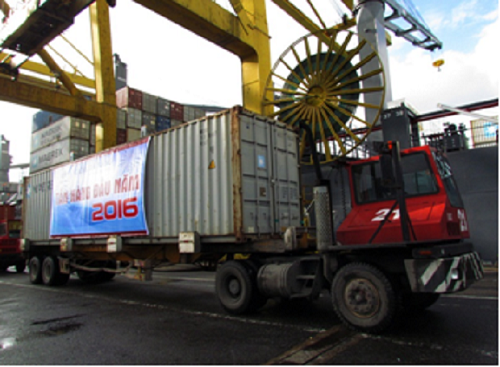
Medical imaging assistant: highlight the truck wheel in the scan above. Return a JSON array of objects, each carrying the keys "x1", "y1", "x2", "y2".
[
  {"x1": 29, "y1": 256, "x2": 43, "y2": 284},
  {"x1": 42, "y1": 256, "x2": 60, "y2": 286},
  {"x1": 401, "y1": 293, "x2": 440, "y2": 311},
  {"x1": 331, "y1": 262, "x2": 398, "y2": 333},
  {"x1": 216, "y1": 260, "x2": 260, "y2": 315}
]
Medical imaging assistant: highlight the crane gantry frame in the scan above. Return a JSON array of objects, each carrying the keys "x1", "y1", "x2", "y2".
[{"x1": 0, "y1": 0, "x2": 440, "y2": 153}]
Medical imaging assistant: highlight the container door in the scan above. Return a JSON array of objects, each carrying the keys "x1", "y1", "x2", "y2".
[
  {"x1": 271, "y1": 124, "x2": 301, "y2": 232},
  {"x1": 239, "y1": 115, "x2": 274, "y2": 235}
]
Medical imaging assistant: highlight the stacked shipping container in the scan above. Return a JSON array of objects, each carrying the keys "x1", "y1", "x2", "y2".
[{"x1": 30, "y1": 86, "x2": 208, "y2": 173}]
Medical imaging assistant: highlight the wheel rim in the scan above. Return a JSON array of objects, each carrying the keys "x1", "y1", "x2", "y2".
[
  {"x1": 344, "y1": 278, "x2": 380, "y2": 318},
  {"x1": 228, "y1": 277, "x2": 241, "y2": 298},
  {"x1": 263, "y1": 29, "x2": 385, "y2": 164}
]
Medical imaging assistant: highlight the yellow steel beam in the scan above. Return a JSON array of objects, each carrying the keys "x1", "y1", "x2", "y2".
[
  {"x1": 37, "y1": 49, "x2": 82, "y2": 97},
  {"x1": 90, "y1": 0, "x2": 116, "y2": 151},
  {"x1": 133, "y1": 0, "x2": 255, "y2": 57},
  {"x1": 228, "y1": 0, "x2": 252, "y2": 32},
  {"x1": 0, "y1": 52, "x2": 95, "y2": 89},
  {"x1": 341, "y1": 0, "x2": 354, "y2": 11},
  {"x1": 239, "y1": 0, "x2": 272, "y2": 114},
  {"x1": 271, "y1": 0, "x2": 326, "y2": 42},
  {"x1": 0, "y1": 75, "x2": 104, "y2": 121}
]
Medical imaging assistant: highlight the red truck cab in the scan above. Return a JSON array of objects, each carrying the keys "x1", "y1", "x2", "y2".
[{"x1": 337, "y1": 145, "x2": 470, "y2": 245}]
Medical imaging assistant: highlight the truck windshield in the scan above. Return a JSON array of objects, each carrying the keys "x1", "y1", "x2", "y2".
[
  {"x1": 352, "y1": 152, "x2": 438, "y2": 204},
  {"x1": 433, "y1": 152, "x2": 464, "y2": 208}
]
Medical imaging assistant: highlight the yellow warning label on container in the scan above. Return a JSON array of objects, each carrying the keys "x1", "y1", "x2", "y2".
[{"x1": 208, "y1": 160, "x2": 216, "y2": 169}]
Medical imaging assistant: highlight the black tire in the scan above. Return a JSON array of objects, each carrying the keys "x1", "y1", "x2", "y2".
[
  {"x1": 401, "y1": 293, "x2": 440, "y2": 311},
  {"x1": 0, "y1": 265, "x2": 8, "y2": 272},
  {"x1": 331, "y1": 262, "x2": 398, "y2": 333},
  {"x1": 29, "y1": 256, "x2": 43, "y2": 284},
  {"x1": 16, "y1": 261, "x2": 26, "y2": 273},
  {"x1": 216, "y1": 260, "x2": 261, "y2": 315},
  {"x1": 41, "y1": 256, "x2": 60, "y2": 286},
  {"x1": 242, "y1": 260, "x2": 268, "y2": 311}
]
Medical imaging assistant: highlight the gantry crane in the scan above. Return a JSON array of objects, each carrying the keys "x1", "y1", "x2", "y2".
[{"x1": 0, "y1": 0, "x2": 441, "y2": 161}]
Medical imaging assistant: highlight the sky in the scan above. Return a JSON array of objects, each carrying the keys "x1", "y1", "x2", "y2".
[{"x1": 0, "y1": 0, "x2": 498, "y2": 179}]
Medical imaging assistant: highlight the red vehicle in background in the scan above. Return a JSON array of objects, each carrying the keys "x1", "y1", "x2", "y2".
[{"x1": 0, "y1": 204, "x2": 25, "y2": 273}]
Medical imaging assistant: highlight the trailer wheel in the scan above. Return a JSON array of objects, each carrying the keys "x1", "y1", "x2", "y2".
[
  {"x1": 401, "y1": 293, "x2": 440, "y2": 311},
  {"x1": 29, "y1": 256, "x2": 43, "y2": 284},
  {"x1": 42, "y1": 256, "x2": 60, "y2": 286},
  {"x1": 331, "y1": 262, "x2": 398, "y2": 333},
  {"x1": 216, "y1": 261, "x2": 261, "y2": 315}
]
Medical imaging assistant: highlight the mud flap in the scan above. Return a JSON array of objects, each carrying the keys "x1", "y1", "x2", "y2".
[{"x1": 404, "y1": 252, "x2": 484, "y2": 293}]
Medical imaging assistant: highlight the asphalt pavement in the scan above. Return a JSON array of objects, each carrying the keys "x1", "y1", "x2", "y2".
[{"x1": 0, "y1": 266, "x2": 497, "y2": 365}]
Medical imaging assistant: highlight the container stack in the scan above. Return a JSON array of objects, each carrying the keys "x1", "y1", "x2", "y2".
[
  {"x1": 30, "y1": 87, "x2": 208, "y2": 173},
  {"x1": 114, "y1": 86, "x2": 206, "y2": 135},
  {"x1": 30, "y1": 116, "x2": 91, "y2": 173}
]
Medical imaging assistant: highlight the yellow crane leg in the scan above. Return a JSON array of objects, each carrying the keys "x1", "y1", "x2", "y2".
[
  {"x1": 90, "y1": 0, "x2": 116, "y2": 152},
  {"x1": 239, "y1": 0, "x2": 272, "y2": 116}
]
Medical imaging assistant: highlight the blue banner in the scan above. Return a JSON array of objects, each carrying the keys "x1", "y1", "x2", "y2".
[{"x1": 50, "y1": 138, "x2": 150, "y2": 237}]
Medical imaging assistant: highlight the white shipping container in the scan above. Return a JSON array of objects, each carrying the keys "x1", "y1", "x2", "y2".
[
  {"x1": 31, "y1": 116, "x2": 90, "y2": 153},
  {"x1": 142, "y1": 92, "x2": 157, "y2": 114},
  {"x1": 30, "y1": 138, "x2": 90, "y2": 173},
  {"x1": 124, "y1": 107, "x2": 142, "y2": 129},
  {"x1": 24, "y1": 107, "x2": 301, "y2": 242}
]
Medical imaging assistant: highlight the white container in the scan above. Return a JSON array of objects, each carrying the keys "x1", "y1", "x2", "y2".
[
  {"x1": 30, "y1": 138, "x2": 90, "y2": 173},
  {"x1": 31, "y1": 116, "x2": 90, "y2": 153},
  {"x1": 124, "y1": 107, "x2": 142, "y2": 129},
  {"x1": 24, "y1": 107, "x2": 301, "y2": 243}
]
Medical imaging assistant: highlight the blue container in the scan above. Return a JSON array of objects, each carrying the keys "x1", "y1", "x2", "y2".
[
  {"x1": 32, "y1": 110, "x2": 64, "y2": 132},
  {"x1": 155, "y1": 115, "x2": 171, "y2": 132}
]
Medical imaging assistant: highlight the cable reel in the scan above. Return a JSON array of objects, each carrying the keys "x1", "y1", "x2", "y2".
[{"x1": 263, "y1": 29, "x2": 386, "y2": 164}]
